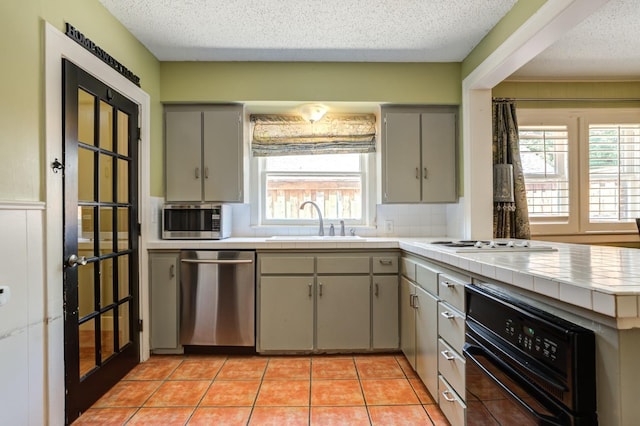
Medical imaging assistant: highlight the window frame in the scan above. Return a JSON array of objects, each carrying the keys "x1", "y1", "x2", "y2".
[
  {"x1": 250, "y1": 153, "x2": 376, "y2": 227},
  {"x1": 517, "y1": 108, "x2": 640, "y2": 236}
]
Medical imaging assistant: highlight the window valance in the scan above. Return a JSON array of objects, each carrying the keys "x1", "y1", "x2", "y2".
[{"x1": 250, "y1": 113, "x2": 376, "y2": 156}]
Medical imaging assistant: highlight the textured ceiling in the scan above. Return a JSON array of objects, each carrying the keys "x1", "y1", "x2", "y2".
[
  {"x1": 99, "y1": 0, "x2": 640, "y2": 80},
  {"x1": 511, "y1": 0, "x2": 640, "y2": 80},
  {"x1": 98, "y1": 0, "x2": 518, "y2": 62}
]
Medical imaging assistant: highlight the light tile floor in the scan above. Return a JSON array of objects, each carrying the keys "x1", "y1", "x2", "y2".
[{"x1": 73, "y1": 353, "x2": 450, "y2": 425}]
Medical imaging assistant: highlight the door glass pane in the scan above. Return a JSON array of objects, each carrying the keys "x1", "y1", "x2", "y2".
[
  {"x1": 78, "y1": 148, "x2": 95, "y2": 201},
  {"x1": 78, "y1": 89, "x2": 95, "y2": 146},
  {"x1": 77, "y1": 262, "x2": 95, "y2": 318},
  {"x1": 99, "y1": 153, "x2": 113, "y2": 203},
  {"x1": 79, "y1": 206, "x2": 95, "y2": 248},
  {"x1": 117, "y1": 159, "x2": 129, "y2": 203},
  {"x1": 100, "y1": 258, "x2": 114, "y2": 308},
  {"x1": 79, "y1": 319, "x2": 96, "y2": 377},
  {"x1": 99, "y1": 100, "x2": 113, "y2": 151},
  {"x1": 99, "y1": 207, "x2": 114, "y2": 245},
  {"x1": 119, "y1": 301, "x2": 131, "y2": 348},
  {"x1": 117, "y1": 207, "x2": 129, "y2": 251},
  {"x1": 117, "y1": 110, "x2": 129, "y2": 156},
  {"x1": 101, "y1": 310, "x2": 116, "y2": 362},
  {"x1": 118, "y1": 255, "x2": 130, "y2": 300}
]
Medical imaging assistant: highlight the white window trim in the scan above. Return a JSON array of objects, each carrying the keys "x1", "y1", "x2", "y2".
[
  {"x1": 249, "y1": 153, "x2": 376, "y2": 228},
  {"x1": 518, "y1": 108, "x2": 640, "y2": 236}
]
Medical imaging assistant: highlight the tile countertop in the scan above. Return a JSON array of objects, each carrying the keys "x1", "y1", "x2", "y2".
[{"x1": 146, "y1": 237, "x2": 640, "y2": 327}]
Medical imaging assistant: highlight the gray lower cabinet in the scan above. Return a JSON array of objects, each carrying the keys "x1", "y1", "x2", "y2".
[
  {"x1": 400, "y1": 253, "x2": 470, "y2": 426},
  {"x1": 259, "y1": 276, "x2": 314, "y2": 351},
  {"x1": 372, "y1": 275, "x2": 400, "y2": 348},
  {"x1": 317, "y1": 275, "x2": 370, "y2": 350},
  {"x1": 149, "y1": 252, "x2": 182, "y2": 354},
  {"x1": 257, "y1": 251, "x2": 399, "y2": 353}
]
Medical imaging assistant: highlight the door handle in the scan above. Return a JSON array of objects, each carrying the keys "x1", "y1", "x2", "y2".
[
  {"x1": 441, "y1": 350, "x2": 456, "y2": 361},
  {"x1": 319, "y1": 282, "x2": 323, "y2": 297},
  {"x1": 374, "y1": 283, "x2": 379, "y2": 297},
  {"x1": 308, "y1": 283, "x2": 313, "y2": 297},
  {"x1": 169, "y1": 264, "x2": 175, "y2": 278},
  {"x1": 195, "y1": 167, "x2": 200, "y2": 179},
  {"x1": 441, "y1": 390, "x2": 456, "y2": 402},
  {"x1": 415, "y1": 167, "x2": 419, "y2": 179},
  {"x1": 423, "y1": 167, "x2": 428, "y2": 179},
  {"x1": 67, "y1": 254, "x2": 87, "y2": 268},
  {"x1": 441, "y1": 311, "x2": 456, "y2": 320},
  {"x1": 204, "y1": 167, "x2": 209, "y2": 179}
]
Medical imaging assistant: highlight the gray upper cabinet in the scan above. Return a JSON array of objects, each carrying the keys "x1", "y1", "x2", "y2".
[
  {"x1": 382, "y1": 106, "x2": 458, "y2": 203},
  {"x1": 165, "y1": 105, "x2": 243, "y2": 202}
]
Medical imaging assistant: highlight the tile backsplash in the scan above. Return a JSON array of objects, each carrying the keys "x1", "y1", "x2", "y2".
[{"x1": 229, "y1": 203, "x2": 450, "y2": 238}]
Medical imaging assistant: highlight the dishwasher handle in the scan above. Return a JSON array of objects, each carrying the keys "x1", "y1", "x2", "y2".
[{"x1": 181, "y1": 259, "x2": 254, "y2": 265}]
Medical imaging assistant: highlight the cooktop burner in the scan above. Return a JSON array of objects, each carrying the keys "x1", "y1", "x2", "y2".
[{"x1": 431, "y1": 240, "x2": 557, "y2": 253}]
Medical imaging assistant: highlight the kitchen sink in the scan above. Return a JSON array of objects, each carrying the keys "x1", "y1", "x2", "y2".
[{"x1": 266, "y1": 235, "x2": 367, "y2": 241}]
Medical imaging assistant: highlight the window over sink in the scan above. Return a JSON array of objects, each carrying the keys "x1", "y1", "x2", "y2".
[{"x1": 254, "y1": 153, "x2": 374, "y2": 226}]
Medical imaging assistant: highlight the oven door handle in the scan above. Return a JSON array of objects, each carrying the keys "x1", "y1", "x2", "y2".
[{"x1": 464, "y1": 344, "x2": 567, "y2": 425}]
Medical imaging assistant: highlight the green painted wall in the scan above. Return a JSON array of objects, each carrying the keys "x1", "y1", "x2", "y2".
[
  {"x1": 493, "y1": 81, "x2": 640, "y2": 108},
  {"x1": 0, "y1": 0, "x2": 161, "y2": 201},
  {"x1": 462, "y1": 0, "x2": 547, "y2": 79},
  {"x1": 161, "y1": 62, "x2": 461, "y2": 104}
]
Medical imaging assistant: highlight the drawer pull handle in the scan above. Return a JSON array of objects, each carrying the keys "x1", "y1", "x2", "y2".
[
  {"x1": 441, "y1": 280, "x2": 454, "y2": 288},
  {"x1": 375, "y1": 283, "x2": 379, "y2": 297},
  {"x1": 379, "y1": 259, "x2": 393, "y2": 265},
  {"x1": 441, "y1": 350, "x2": 455, "y2": 361},
  {"x1": 308, "y1": 283, "x2": 312, "y2": 297},
  {"x1": 195, "y1": 167, "x2": 200, "y2": 179},
  {"x1": 441, "y1": 311, "x2": 456, "y2": 320},
  {"x1": 442, "y1": 390, "x2": 456, "y2": 403},
  {"x1": 319, "y1": 282, "x2": 323, "y2": 297}
]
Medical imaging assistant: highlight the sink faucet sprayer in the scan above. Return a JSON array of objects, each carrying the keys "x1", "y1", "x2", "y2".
[{"x1": 300, "y1": 201, "x2": 324, "y2": 236}]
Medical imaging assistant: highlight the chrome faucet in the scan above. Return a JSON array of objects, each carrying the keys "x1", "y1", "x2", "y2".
[{"x1": 300, "y1": 201, "x2": 324, "y2": 236}]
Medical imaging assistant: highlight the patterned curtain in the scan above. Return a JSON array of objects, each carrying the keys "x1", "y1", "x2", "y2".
[
  {"x1": 251, "y1": 113, "x2": 376, "y2": 156},
  {"x1": 492, "y1": 99, "x2": 531, "y2": 239}
]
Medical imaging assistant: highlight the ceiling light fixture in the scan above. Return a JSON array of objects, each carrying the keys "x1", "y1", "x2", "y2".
[{"x1": 298, "y1": 103, "x2": 328, "y2": 123}]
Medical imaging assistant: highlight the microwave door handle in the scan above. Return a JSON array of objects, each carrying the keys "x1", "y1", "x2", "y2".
[
  {"x1": 181, "y1": 259, "x2": 254, "y2": 265},
  {"x1": 464, "y1": 346, "x2": 566, "y2": 424}
]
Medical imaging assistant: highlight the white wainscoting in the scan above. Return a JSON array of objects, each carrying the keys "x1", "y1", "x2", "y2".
[{"x1": 0, "y1": 203, "x2": 47, "y2": 425}]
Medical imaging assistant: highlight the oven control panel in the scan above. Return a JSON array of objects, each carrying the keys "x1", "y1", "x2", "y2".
[{"x1": 504, "y1": 318, "x2": 562, "y2": 363}]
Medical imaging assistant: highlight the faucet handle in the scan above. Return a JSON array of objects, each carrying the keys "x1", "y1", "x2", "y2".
[{"x1": 329, "y1": 224, "x2": 335, "y2": 236}]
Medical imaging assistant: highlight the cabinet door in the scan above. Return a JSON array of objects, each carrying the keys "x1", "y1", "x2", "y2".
[
  {"x1": 421, "y1": 112, "x2": 457, "y2": 202},
  {"x1": 372, "y1": 275, "x2": 399, "y2": 349},
  {"x1": 383, "y1": 112, "x2": 421, "y2": 203},
  {"x1": 400, "y1": 277, "x2": 416, "y2": 368},
  {"x1": 149, "y1": 253, "x2": 180, "y2": 351},
  {"x1": 317, "y1": 276, "x2": 370, "y2": 350},
  {"x1": 203, "y1": 109, "x2": 243, "y2": 202},
  {"x1": 415, "y1": 285, "x2": 438, "y2": 398},
  {"x1": 165, "y1": 110, "x2": 202, "y2": 201},
  {"x1": 259, "y1": 276, "x2": 314, "y2": 351}
]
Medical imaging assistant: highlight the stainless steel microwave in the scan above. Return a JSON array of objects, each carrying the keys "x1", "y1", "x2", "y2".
[{"x1": 162, "y1": 203, "x2": 231, "y2": 239}]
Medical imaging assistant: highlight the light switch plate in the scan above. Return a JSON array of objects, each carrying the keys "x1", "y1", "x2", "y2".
[
  {"x1": 0, "y1": 286, "x2": 10, "y2": 307},
  {"x1": 384, "y1": 220, "x2": 394, "y2": 233}
]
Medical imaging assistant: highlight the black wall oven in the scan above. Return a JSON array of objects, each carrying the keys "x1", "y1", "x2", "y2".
[{"x1": 464, "y1": 284, "x2": 597, "y2": 425}]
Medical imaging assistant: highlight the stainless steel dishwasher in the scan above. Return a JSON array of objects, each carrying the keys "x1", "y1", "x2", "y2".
[{"x1": 180, "y1": 250, "x2": 255, "y2": 347}]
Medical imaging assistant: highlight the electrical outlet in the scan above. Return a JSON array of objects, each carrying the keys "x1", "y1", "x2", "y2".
[
  {"x1": 0, "y1": 286, "x2": 10, "y2": 307},
  {"x1": 384, "y1": 220, "x2": 394, "y2": 233}
]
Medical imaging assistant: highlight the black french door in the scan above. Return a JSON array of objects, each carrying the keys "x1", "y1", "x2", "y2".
[{"x1": 62, "y1": 59, "x2": 140, "y2": 424}]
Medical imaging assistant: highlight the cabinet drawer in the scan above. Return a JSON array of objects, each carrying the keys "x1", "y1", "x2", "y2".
[
  {"x1": 438, "y1": 272, "x2": 468, "y2": 312},
  {"x1": 438, "y1": 375, "x2": 466, "y2": 426},
  {"x1": 416, "y1": 262, "x2": 438, "y2": 294},
  {"x1": 317, "y1": 256, "x2": 369, "y2": 274},
  {"x1": 372, "y1": 256, "x2": 398, "y2": 274},
  {"x1": 400, "y1": 258, "x2": 416, "y2": 281},
  {"x1": 438, "y1": 302, "x2": 465, "y2": 353},
  {"x1": 260, "y1": 256, "x2": 314, "y2": 274},
  {"x1": 438, "y1": 338, "x2": 465, "y2": 398}
]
